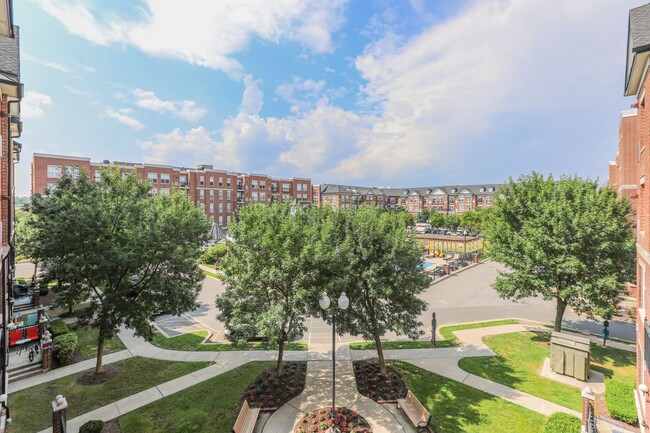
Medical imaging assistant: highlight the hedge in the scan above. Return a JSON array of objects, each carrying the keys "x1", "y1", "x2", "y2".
[
  {"x1": 606, "y1": 380, "x2": 638, "y2": 425},
  {"x1": 79, "y1": 420, "x2": 104, "y2": 433},
  {"x1": 53, "y1": 332, "x2": 78, "y2": 366},
  {"x1": 543, "y1": 413, "x2": 581, "y2": 433},
  {"x1": 50, "y1": 319, "x2": 70, "y2": 337},
  {"x1": 199, "y1": 244, "x2": 227, "y2": 265}
]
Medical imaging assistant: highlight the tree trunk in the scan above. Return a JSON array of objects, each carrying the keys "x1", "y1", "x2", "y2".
[
  {"x1": 276, "y1": 338, "x2": 285, "y2": 376},
  {"x1": 374, "y1": 336, "x2": 387, "y2": 376},
  {"x1": 95, "y1": 336, "x2": 105, "y2": 374},
  {"x1": 554, "y1": 298, "x2": 567, "y2": 332}
]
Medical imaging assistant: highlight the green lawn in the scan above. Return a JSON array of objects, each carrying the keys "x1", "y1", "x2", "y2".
[
  {"x1": 152, "y1": 330, "x2": 307, "y2": 351},
  {"x1": 348, "y1": 319, "x2": 519, "y2": 350},
  {"x1": 7, "y1": 357, "x2": 211, "y2": 433},
  {"x1": 71, "y1": 325, "x2": 126, "y2": 359},
  {"x1": 201, "y1": 269, "x2": 221, "y2": 279},
  {"x1": 458, "y1": 332, "x2": 636, "y2": 416},
  {"x1": 391, "y1": 361, "x2": 547, "y2": 433},
  {"x1": 119, "y1": 361, "x2": 274, "y2": 433}
]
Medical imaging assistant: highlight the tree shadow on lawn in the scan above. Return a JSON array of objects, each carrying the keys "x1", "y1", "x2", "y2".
[
  {"x1": 590, "y1": 344, "x2": 635, "y2": 370},
  {"x1": 391, "y1": 361, "x2": 527, "y2": 433},
  {"x1": 458, "y1": 354, "x2": 523, "y2": 389}
]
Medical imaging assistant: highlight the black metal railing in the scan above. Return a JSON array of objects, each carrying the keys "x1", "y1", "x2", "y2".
[{"x1": 586, "y1": 403, "x2": 598, "y2": 433}]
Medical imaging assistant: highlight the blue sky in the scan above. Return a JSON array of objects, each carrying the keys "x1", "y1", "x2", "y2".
[{"x1": 17, "y1": 0, "x2": 643, "y2": 196}]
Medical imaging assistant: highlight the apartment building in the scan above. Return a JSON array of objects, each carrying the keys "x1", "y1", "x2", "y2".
[
  {"x1": 31, "y1": 154, "x2": 311, "y2": 228},
  {"x1": 0, "y1": 0, "x2": 22, "y2": 428},
  {"x1": 314, "y1": 183, "x2": 500, "y2": 215},
  {"x1": 621, "y1": 3, "x2": 650, "y2": 429}
]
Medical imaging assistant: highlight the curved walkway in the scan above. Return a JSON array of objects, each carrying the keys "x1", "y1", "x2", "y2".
[{"x1": 25, "y1": 322, "x2": 630, "y2": 432}]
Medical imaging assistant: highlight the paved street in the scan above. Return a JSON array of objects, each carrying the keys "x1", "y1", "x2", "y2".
[{"x1": 155, "y1": 261, "x2": 635, "y2": 343}]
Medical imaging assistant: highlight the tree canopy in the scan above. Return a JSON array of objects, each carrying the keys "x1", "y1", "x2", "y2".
[
  {"x1": 320, "y1": 206, "x2": 431, "y2": 375},
  {"x1": 217, "y1": 202, "x2": 329, "y2": 375},
  {"x1": 28, "y1": 169, "x2": 211, "y2": 372},
  {"x1": 485, "y1": 172, "x2": 635, "y2": 331},
  {"x1": 415, "y1": 208, "x2": 431, "y2": 223},
  {"x1": 428, "y1": 211, "x2": 445, "y2": 228}
]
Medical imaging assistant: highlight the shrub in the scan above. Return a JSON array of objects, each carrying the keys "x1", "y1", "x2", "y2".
[
  {"x1": 543, "y1": 413, "x2": 581, "y2": 433},
  {"x1": 199, "y1": 244, "x2": 227, "y2": 265},
  {"x1": 606, "y1": 380, "x2": 638, "y2": 425},
  {"x1": 53, "y1": 332, "x2": 78, "y2": 366},
  {"x1": 79, "y1": 420, "x2": 104, "y2": 433},
  {"x1": 49, "y1": 318, "x2": 69, "y2": 337},
  {"x1": 38, "y1": 283, "x2": 50, "y2": 297}
]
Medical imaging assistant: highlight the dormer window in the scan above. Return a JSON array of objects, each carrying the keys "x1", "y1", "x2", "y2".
[
  {"x1": 451, "y1": 188, "x2": 457, "y2": 193},
  {"x1": 479, "y1": 187, "x2": 486, "y2": 192},
  {"x1": 488, "y1": 187, "x2": 495, "y2": 192}
]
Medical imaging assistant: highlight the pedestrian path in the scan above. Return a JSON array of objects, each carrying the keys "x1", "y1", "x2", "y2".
[{"x1": 21, "y1": 322, "x2": 627, "y2": 432}]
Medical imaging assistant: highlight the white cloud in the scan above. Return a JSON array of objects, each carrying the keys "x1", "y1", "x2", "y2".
[
  {"x1": 105, "y1": 108, "x2": 144, "y2": 131},
  {"x1": 138, "y1": 127, "x2": 219, "y2": 167},
  {"x1": 240, "y1": 75, "x2": 264, "y2": 115},
  {"x1": 22, "y1": 91, "x2": 53, "y2": 118},
  {"x1": 132, "y1": 88, "x2": 206, "y2": 122},
  {"x1": 35, "y1": 0, "x2": 348, "y2": 77},
  {"x1": 276, "y1": 76, "x2": 328, "y2": 111}
]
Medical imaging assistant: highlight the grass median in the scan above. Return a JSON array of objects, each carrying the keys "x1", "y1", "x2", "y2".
[
  {"x1": 8, "y1": 357, "x2": 211, "y2": 433},
  {"x1": 152, "y1": 330, "x2": 307, "y2": 351}
]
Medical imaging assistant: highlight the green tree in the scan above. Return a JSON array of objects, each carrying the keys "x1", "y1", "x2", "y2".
[
  {"x1": 216, "y1": 202, "x2": 326, "y2": 376},
  {"x1": 485, "y1": 173, "x2": 635, "y2": 331},
  {"x1": 14, "y1": 209, "x2": 38, "y2": 277},
  {"x1": 460, "y1": 210, "x2": 480, "y2": 230},
  {"x1": 445, "y1": 214, "x2": 461, "y2": 229},
  {"x1": 415, "y1": 208, "x2": 430, "y2": 223},
  {"x1": 322, "y1": 206, "x2": 431, "y2": 375},
  {"x1": 429, "y1": 211, "x2": 445, "y2": 228},
  {"x1": 29, "y1": 169, "x2": 211, "y2": 373}
]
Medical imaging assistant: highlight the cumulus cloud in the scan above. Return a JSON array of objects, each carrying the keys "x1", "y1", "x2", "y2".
[
  {"x1": 132, "y1": 88, "x2": 206, "y2": 122},
  {"x1": 22, "y1": 91, "x2": 53, "y2": 118},
  {"x1": 138, "y1": 127, "x2": 220, "y2": 167},
  {"x1": 240, "y1": 75, "x2": 264, "y2": 115},
  {"x1": 105, "y1": 108, "x2": 144, "y2": 131},
  {"x1": 34, "y1": 0, "x2": 348, "y2": 77}
]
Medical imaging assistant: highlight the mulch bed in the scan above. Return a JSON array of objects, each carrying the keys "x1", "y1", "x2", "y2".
[
  {"x1": 294, "y1": 407, "x2": 372, "y2": 433},
  {"x1": 76, "y1": 364, "x2": 124, "y2": 386},
  {"x1": 244, "y1": 361, "x2": 306, "y2": 410},
  {"x1": 353, "y1": 359, "x2": 407, "y2": 403}
]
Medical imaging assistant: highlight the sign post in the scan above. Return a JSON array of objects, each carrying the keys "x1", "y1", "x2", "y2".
[{"x1": 431, "y1": 312, "x2": 437, "y2": 347}]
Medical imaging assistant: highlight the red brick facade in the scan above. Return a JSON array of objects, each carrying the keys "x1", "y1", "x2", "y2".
[{"x1": 31, "y1": 153, "x2": 311, "y2": 227}]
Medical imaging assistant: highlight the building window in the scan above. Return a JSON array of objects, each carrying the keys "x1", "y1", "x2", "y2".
[
  {"x1": 180, "y1": 175, "x2": 188, "y2": 186},
  {"x1": 252, "y1": 192, "x2": 258, "y2": 200},
  {"x1": 227, "y1": 203, "x2": 231, "y2": 212},
  {"x1": 209, "y1": 176, "x2": 214, "y2": 186},
  {"x1": 199, "y1": 176, "x2": 204, "y2": 186},
  {"x1": 219, "y1": 216, "x2": 224, "y2": 225},
  {"x1": 297, "y1": 184, "x2": 302, "y2": 192},
  {"x1": 160, "y1": 188, "x2": 170, "y2": 196},
  {"x1": 252, "y1": 180, "x2": 258, "y2": 189},
  {"x1": 65, "y1": 167, "x2": 80, "y2": 179},
  {"x1": 282, "y1": 183, "x2": 290, "y2": 193},
  {"x1": 260, "y1": 180, "x2": 266, "y2": 189},
  {"x1": 219, "y1": 190, "x2": 224, "y2": 200},
  {"x1": 47, "y1": 165, "x2": 62, "y2": 178},
  {"x1": 160, "y1": 173, "x2": 170, "y2": 184},
  {"x1": 148, "y1": 173, "x2": 158, "y2": 183},
  {"x1": 209, "y1": 203, "x2": 214, "y2": 213},
  {"x1": 94, "y1": 171, "x2": 101, "y2": 182},
  {"x1": 219, "y1": 203, "x2": 223, "y2": 212},
  {"x1": 226, "y1": 177, "x2": 231, "y2": 187},
  {"x1": 227, "y1": 215, "x2": 231, "y2": 224},
  {"x1": 227, "y1": 191, "x2": 231, "y2": 200},
  {"x1": 260, "y1": 192, "x2": 266, "y2": 201},
  {"x1": 210, "y1": 190, "x2": 214, "y2": 199},
  {"x1": 200, "y1": 190, "x2": 205, "y2": 199}
]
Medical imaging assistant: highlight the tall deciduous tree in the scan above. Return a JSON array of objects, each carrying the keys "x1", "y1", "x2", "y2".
[
  {"x1": 445, "y1": 214, "x2": 461, "y2": 229},
  {"x1": 322, "y1": 206, "x2": 431, "y2": 375},
  {"x1": 429, "y1": 211, "x2": 445, "y2": 228},
  {"x1": 217, "y1": 202, "x2": 326, "y2": 376},
  {"x1": 485, "y1": 173, "x2": 635, "y2": 331},
  {"x1": 416, "y1": 208, "x2": 430, "y2": 223},
  {"x1": 29, "y1": 170, "x2": 210, "y2": 373}
]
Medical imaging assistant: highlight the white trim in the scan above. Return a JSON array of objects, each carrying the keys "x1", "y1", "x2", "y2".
[
  {"x1": 618, "y1": 184, "x2": 638, "y2": 192},
  {"x1": 34, "y1": 152, "x2": 90, "y2": 162},
  {"x1": 622, "y1": 108, "x2": 639, "y2": 118}
]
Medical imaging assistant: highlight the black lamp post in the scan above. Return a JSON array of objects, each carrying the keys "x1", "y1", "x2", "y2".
[
  {"x1": 319, "y1": 292, "x2": 350, "y2": 431},
  {"x1": 462, "y1": 230, "x2": 468, "y2": 265}
]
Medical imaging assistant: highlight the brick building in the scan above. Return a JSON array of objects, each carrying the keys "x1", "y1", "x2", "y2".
[
  {"x1": 314, "y1": 183, "x2": 501, "y2": 215},
  {"x1": 621, "y1": 3, "x2": 650, "y2": 430},
  {"x1": 31, "y1": 153, "x2": 311, "y2": 228},
  {"x1": 0, "y1": 0, "x2": 22, "y2": 428}
]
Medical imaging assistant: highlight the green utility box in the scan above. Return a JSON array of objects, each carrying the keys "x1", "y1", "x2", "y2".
[{"x1": 550, "y1": 331, "x2": 591, "y2": 381}]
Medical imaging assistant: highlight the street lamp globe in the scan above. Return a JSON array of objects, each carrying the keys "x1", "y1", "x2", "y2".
[
  {"x1": 338, "y1": 292, "x2": 349, "y2": 310},
  {"x1": 319, "y1": 293, "x2": 331, "y2": 310}
]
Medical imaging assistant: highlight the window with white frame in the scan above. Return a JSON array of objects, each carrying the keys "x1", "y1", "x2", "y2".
[
  {"x1": 219, "y1": 203, "x2": 223, "y2": 212},
  {"x1": 160, "y1": 173, "x2": 170, "y2": 184},
  {"x1": 65, "y1": 166, "x2": 80, "y2": 179},
  {"x1": 252, "y1": 180, "x2": 258, "y2": 189},
  {"x1": 199, "y1": 176, "x2": 204, "y2": 186},
  {"x1": 148, "y1": 172, "x2": 158, "y2": 183},
  {"x1": 227, "y1": 203, "x2": 231, "y2": 212},
  {"x1": 219, "y1": 190, "x2": 223, "y2": 200},
  {"x1": 94, "y1": 171, "x2": 101, "y2": 182},
  {"x1": 47, "y1": 165, "x2": 62, "y2": 178},
  {"x1": 226, "y1": 177, "x2": 231, "y2": 187},
  {"x1": 210, "y1": 190, "x2": 214, "y2": 199},
  {"x1": 297, "y1": 184, "x2": 302, "y2": 192},
  {"x1": 227, "y1": 190, "x2": 231, "y2": 200},
  {"x1": 260, "y1": 192, "x2": 266, "y2": 201},
  {"x1": 160, "y1": 188, "x2": 170, "y2": 196},
  {"x1": 219, "y1": 216, "x2": 224, "y2": 225},
  {"x1": 209, "y1": 203, "x2": 214, "y2": 213},
  {"x1": 252, "y1": 192, "x2": 258, "y2": 200},
  {"x1": 209, "y1": 176, "x2": 214, "y2": 186},
  {"x1": 260, "y1": 180, "x2": 266, "y2": 189},
  {"x1": 200, "y1": 190, "x2": 205, "y2": 199},
  {"x1": 227, "y1": 215, "x2": 231, "y2": 224}
]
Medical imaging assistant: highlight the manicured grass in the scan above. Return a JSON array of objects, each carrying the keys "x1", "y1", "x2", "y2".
[
  {"x1": 458, "y1": 331, "x2": 637, "y2": 416},
  {"x1": 152, "y1": 330, "x2": 308, "y2": 351},
  {"x1": 8, "y1": 357, "x2": 211, "y2": 433},
  {"x1": 119, "y1": 361, "x2": 274, "y2": 433},
  {"x1": 349, "y1": 340, "x2": 433, "y2": 350},
  {"x1": 71, "y1": 325, "x2": 126, "y2": 359},
  {"x1": 391, "y1": 360, "x2": 547, "y2": 433},
  {"x1": 201, "y1": 269, "x2": 221, "y2": 279},
  {"x1": 348, "y1": 319, "x2": 519, "y2": 350}
]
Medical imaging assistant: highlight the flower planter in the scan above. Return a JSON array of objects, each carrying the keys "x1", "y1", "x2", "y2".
[
  {"x1": 293, "y1": 407, "x2": 372, "y2": 433},
  {"x1": 352, "y1": 359, "x2": 408, "y2": 403}
]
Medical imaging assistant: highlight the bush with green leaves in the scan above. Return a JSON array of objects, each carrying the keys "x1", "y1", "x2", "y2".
[
  {"x1": 79, "y1": 420, "x2": 104, "y2": 433},
  {"x1": 50, "y1": 318, "x2": 70, "y2": 337},
  {"x1": 543, "y1": 413, "x2": 581, "y2": 433},
  {"x1": 53, "y1": 332, "x2": 78, "y2": 366},
  {"x1": 199, "y1": 244, "x2": 227, "y2": 265},
  {"x1": 606, "y1": 380, "x2": 637, "y2": 424}
]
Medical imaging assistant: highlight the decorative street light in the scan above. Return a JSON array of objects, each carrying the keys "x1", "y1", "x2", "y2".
[{"x1": 319, "y1": 292, "x2": 350, "y2": 431}]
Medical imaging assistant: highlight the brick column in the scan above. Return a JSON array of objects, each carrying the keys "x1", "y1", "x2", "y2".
[
  {"x1": 581, "y1": 386, "x2": 595, "y2": 432},
  {"x1": 443, "y1": 264, "x2": 450, "y2": 275},
  {"x1": 41, "y1": 331, "x2": 52, "y2": 372},
  {"x1": 51, "y1": 395, "x2": 67, "y2": 433},
  {"x1": 37, "y1": 306, "x2": 46, "y2": 336}
]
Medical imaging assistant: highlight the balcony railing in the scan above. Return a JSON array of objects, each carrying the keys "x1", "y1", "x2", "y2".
[{"x1": 237, "y1": 183, "x2": 244, "y2": 190}]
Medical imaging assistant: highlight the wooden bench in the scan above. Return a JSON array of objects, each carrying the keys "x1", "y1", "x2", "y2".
[
  {"x1": 397, "y1": 390, "x2": 432, "y2": 433},
  {"x1": 232, "y1": 400, "x2": 260, "y2": 433}
]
